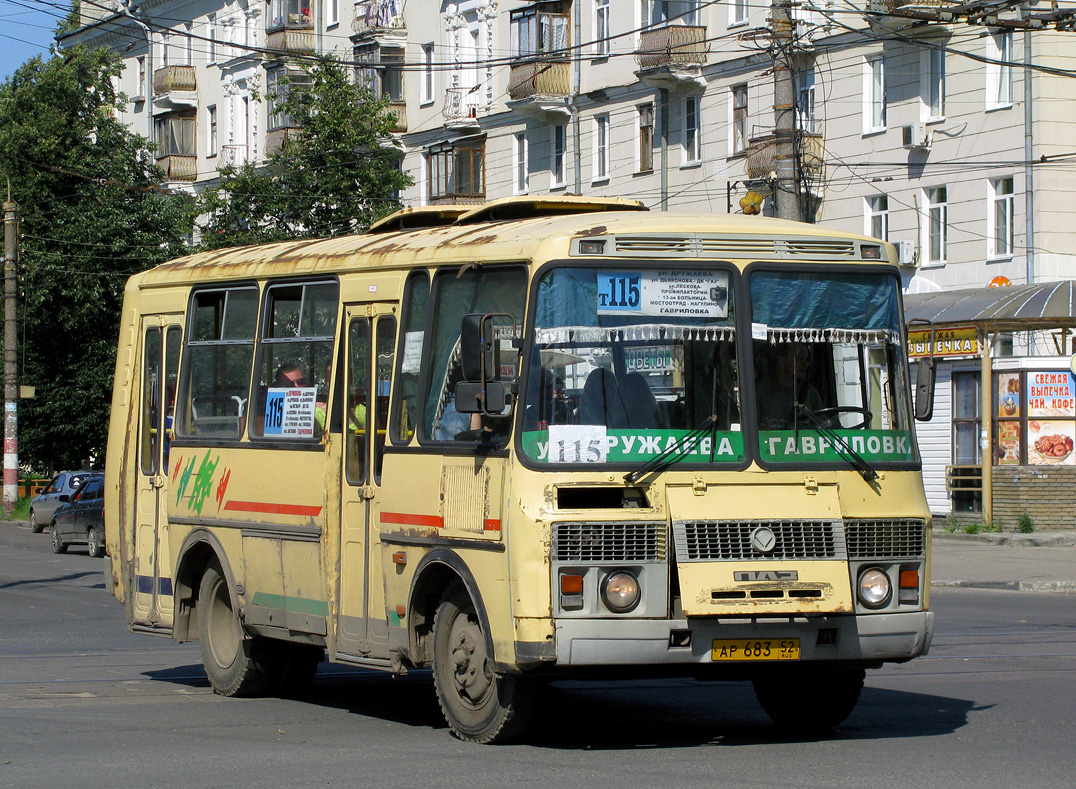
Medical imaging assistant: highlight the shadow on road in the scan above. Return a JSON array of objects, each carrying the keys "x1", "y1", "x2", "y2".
[
  {"x1": 143, "y1": 662, "x2": 980, "y2": 748},
  {"x1": 0, "y1": 570, "x2": 102, "y2": 590}
]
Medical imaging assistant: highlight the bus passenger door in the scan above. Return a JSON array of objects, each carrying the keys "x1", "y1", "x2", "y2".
[
  {"x1": 337, "y1": 305, "x2": 396, "y2": 658},
  {"x1": 132, "y1": 318, "x2": 182, "y2": 629}
]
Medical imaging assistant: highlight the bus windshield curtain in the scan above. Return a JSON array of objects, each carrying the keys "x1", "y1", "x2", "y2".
[{"x1": 749, "y1": 272, "x2": 900, "y2": 333}]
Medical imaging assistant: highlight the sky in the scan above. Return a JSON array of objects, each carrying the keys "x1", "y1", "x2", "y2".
[{"x1": 1, "y1": 0, "x2": 67, "y2": 81}]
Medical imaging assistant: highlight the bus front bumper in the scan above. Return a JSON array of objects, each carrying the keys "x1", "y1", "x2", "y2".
[{"x1": 552, "y1": 610, "x2": 934, "y2": 666}]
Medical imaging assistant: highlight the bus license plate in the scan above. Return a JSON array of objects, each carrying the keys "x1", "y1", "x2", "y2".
[{"x1": 711, "y1": 638, "x2": 800, "y2": 661}]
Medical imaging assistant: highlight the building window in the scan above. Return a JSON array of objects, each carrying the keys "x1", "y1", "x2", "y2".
[
  {"x1": 866, "y1": 195, "x2": 889, "y2": 241},
  {"x1": 730, "y1": 0, "x2": 748, "y2": 26},
  {"x1": 990, "y1": 177, "x2": 1014, "y2": 259},
  {"x1": 683, "y1": 95, "x2": 700, "y2": 165},
  {"x1": 731, "y1": 83, "x2": 748, "y2": 155},
  {"x1": 924, "y1": 186, "x2": 948, "y2": 265},
  {"x1": 514, "y1": 132, "x2": 529, "y2": 194},
  {"x1": 551, "y1": 123, "x2": 567, "y2": 188},
  {"x1": 207, "y1": 17, "x2": 216, "y2": 64},
  {"x1": 421, "y1": 44, "x2": 435, "y2": 104},
  {"x1": 154, "y1": 113, "x2": 196, "y2": 157},
  {"x1": 638, "y1": 103, "x2": 654, "y2": 172},
  {"x1": 951, "y1": 370, "x2": 982, "y2": 512},
  {"x1": 796, "y1": 68, "x2": 816, "y2": 133},
  {"x1": 207, "y1": 105, "x2": 218, "y2": 157},
  {"x1": 594, "y1": 113, "x2": 610, "y2": 181},
  {"x1": 595, "y1": 0, "x2": 611, "y2": 56},
  {"x1": 268, "y1": 0, "x2": 312, "y2": 31},
  {"x1": 266, "y1": 69, "x2": 310, "y2": 131},
  {"x1": 922, "y1": 47, "x2": 945, "y2": 121},
  {"x1": 986, "y1": 31, "x2": 1013, "y2": 109},
  {"x1": 643, "y1": 0, "x2": 700, "y2": 26},
  {"x1": 160, "y1": 32, "x2": 169, "y2": 69},
  {"x1": 136, "y1": 56, "x2": 146, "y2": 99},
  {"x1": 326, "y1": 0, "x2": 338, "y2": 27},
  {"x1": 428, "y1": 140, "x2": 485, "y2": 202},
  {"x1": 511, "y1": 3, "x2": 570, "y2": 57},
  {"x1": 356, "y1": 45, "x2": 404, "y2": 101},
  {"x1": 864, "y1": 55, "x2": 886, "y2": 133}
]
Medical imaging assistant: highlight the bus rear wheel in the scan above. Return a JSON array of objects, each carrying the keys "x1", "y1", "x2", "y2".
[
  {"x1": 752, "y1": 666, "x2": 865, "y2": 733},
  {"x1": 198, "y1": 561, "x2": 272, "y2": 697},
  {"x1": 431, "y1": 585, "x2": 534, "y2": 744}
]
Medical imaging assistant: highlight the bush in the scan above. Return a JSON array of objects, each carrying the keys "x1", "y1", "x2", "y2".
[
  {"x1": 1018, "y1": 511, "x2": 1035, "y2": 534},
  {"x1": 964, "y1": 522, "x2": 981, "y2": 535}
]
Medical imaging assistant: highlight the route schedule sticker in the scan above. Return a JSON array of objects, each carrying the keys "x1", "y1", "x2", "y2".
[
  {"x1": 264, "y1": 387, "x2": 318, "y2": 437},
  {"x1": 597, "y1": 271, "x2": 729, "y2": 318}
]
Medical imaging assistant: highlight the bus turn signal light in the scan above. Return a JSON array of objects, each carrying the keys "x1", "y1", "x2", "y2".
[{"x1": 560, "y1": 574, "x2": 584, "y2": 595}]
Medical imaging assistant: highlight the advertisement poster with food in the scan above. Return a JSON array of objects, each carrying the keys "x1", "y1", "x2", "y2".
[
  {"x1": 1027, "y1": 371, "x2": 1075, "y2": 418},
  {"x1": 1028, "y1": 420, "x2": 1075, "y2": 465},
  {"x1": 996, "y1": 421, "x2": 1021, "y2": 465},
  {"x1": 997, "y1": 372, "x2": 1021, "y2": 418}
]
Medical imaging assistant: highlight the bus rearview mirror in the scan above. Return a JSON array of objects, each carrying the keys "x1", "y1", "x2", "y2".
[
  {"x1": 461, "y1": 313, "x2": 497, "y2": 383},
  {"x1": 914, "y1": 358, "x2": 935, "y2": 421},
  {"x1": 454, "y1": 381, "x2": 507, "y2": 415}
]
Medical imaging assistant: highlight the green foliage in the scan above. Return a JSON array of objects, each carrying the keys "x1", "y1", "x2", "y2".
[
  {"x1": 200, "y1": 57, "x2": 412, "y2": 248},
  {"x1": 0, "y1": 46, "x2": 195, "y2": 470},
  {"x1": 963, "y1": 522, "x2": 981, "y2": 535},
  {"x1": 1018, "y1": 511, "x2": 1035, "y2": 534},
  {"x1": 944, "y1": 513, "x2": 959, "y2": 533},
  {"x1": 983, "y1": 520, "x2": 1001, "y2": 533}
]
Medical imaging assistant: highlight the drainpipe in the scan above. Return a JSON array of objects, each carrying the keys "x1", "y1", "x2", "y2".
[
  {"x1": 659, "y1": 88, "x2": 668, "y2": 210},
  {"x1": 120, "y1": 1, "x2": 154, "y2": 146},
  {"x1": 572, "y1": 4, "x2": 581, "y2": 194},
  {"x1": 1023, "y1": 29, "x2": 1034, "y2": 286},
  {"x1": 980, "y1": 329, "x2": 993, "y2": 527}
]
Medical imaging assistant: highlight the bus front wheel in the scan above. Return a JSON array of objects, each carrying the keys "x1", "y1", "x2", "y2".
[
  {"x1": 752, "y1": 666, "x2": 865, "y2": 733},
  {"x1": 198, "y1": 561, "x2": 272, "y2": 697},
  {"x1": 431, "y1": 585, "x2": 534, "y2": 744}
]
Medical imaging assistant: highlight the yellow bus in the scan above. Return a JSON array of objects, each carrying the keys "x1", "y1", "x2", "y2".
[{"x1": 105, "y1": 196, "x2": 935, "y2": 743}]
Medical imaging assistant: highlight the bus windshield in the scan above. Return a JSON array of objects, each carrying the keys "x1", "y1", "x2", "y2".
[
  {"x1": 749, "y1": 270, "x2": 917, "y2": 467},
  {"x1": 520, "y1": 265, "x2": 744, "y2": 466}
]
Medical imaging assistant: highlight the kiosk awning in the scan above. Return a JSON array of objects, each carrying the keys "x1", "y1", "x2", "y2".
[{"x1": 904, "y1": 281, "x2": 1076, "y2": 329}]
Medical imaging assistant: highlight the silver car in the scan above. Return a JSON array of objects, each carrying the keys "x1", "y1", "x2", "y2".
[{"x1": 29, "y1": 471, "x2": 92, "y2": 534}]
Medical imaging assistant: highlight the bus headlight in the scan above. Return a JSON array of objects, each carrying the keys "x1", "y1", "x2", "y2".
[
  {"x1": 601, "y1": 571, "x2": 641, "y2": 613},
  {"x1": 857, "y1": 568, "x2": 891, "y2": 609}
]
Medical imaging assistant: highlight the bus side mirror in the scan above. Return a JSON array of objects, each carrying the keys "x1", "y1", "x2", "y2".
[
  {"x1": 454, "y1": 380, "x2": 508, "y2": 415},
  {"x1": 460, "y1": 313, "x2": 498, "y2": 383},
  {"x1": 914, "y1": 358, "x2": 936, "y2": 421}
]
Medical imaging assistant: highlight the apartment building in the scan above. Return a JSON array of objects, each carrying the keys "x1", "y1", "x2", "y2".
[{"x1": 62, "y1": 1, "x2": 1076, "y2": 519}]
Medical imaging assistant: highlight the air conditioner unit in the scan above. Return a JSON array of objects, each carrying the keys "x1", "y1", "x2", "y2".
[
  {"x1": 902, "y1": 123, "x2": 930, "y2": 150},
  {"x1": 897, "y1": 239, "x2": 916, "y2": 267}
]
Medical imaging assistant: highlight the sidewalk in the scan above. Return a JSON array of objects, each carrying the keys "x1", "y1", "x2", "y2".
[{"x1": 932, "y1": 530, "x2": 1076, "y2": 594}]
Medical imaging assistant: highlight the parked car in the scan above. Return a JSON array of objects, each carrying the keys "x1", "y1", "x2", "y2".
[
  {"x1": 50, "y1": 473, "x2": 106, "y2": 557},
  {"x1": 29, "y1": 471, "x2": 93, "y2": 533}
]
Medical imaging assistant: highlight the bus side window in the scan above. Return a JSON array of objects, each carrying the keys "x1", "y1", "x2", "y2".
[
  {"x1": 346, "y1": 318, "x2": 370, "y2": 485},
  {"x1": 374, "y1": 315, "x2": 396, "y2": 482},
  {"x1": 390, "y1": 271, "x2": 429, "y2": 445}
]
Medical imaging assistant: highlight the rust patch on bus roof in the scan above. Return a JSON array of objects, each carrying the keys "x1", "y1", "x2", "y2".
[{"x1": 573, "y1": 226, "x2": 608, "y2": 237}]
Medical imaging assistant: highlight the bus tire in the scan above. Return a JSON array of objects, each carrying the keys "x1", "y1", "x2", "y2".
[
  {"x1": 198, "y1": 561, "x2": 272, "y2": 697},
  {"x1": 431, "y1": 585, "x2": 534, "y2": 744},
  {"x1": 752, "y1": 666, "x2": 865, "y2": 733}
]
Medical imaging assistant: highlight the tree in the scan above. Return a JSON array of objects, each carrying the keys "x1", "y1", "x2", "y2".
[
  {"x1": 199, "y1": 57, "x2": 412, "y2": 249},
  {"x1": 0, "y1": 46, "x2": 196, "y2": 470}
]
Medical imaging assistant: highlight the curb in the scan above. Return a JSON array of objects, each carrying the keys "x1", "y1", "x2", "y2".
[
  {"x1": 932, "y1": 530, "x2": 1076, "y2": 548},
  {"x1": 933, "y1": 579, "x2": 1076, "y2": 595}
]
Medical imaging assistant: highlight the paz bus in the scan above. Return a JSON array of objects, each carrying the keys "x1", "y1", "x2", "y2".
[{"x1": 105, "y1": 196, "x2": 935, "y2": 743}]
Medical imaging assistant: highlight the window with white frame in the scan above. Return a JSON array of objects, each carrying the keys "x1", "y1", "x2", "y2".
[
  {"x1": 551, "y1": 123, "x2": 567, "y2": 187},
  {"x1": 511, "y1": 2, "x2": 570, "y2": 57},
  {"x1": 731, "y1": 83, "x2": 748, "y2": 154},
  {"x1": 924, "y1": 186, "x2": 948, "y2": 265},
  {"x1": 730, "y1": 0, "x2": 748, "y2": 26},
  {"x1": 207, "y1": 105, "x2": 218, "y2": 157},
  {"x1": 136, "y1": 56, "x2": 146, "y2": 99},
  {"x1": 641, "y1": 0, "x2": 700, "y2": 28},
  {"x1": 160, "y1": 32, "x2": 169, "y2": 68},
  {"x1": 922, "y1": 47, "x2": 945, "y2": 121},
  {"x1": 326, "y1": 0, "x2": 338, "y2": 27},
  {"x1": 594, "y1": 113, "x2": 610, "y2": 181},
  {"x1": 638, "y1": 103, "x2": 654, "y2": 172},
  {"x1": 595, "y1": 0, "x2": 611, "y2": 56},
  {"x1": 683, "y1": 95, "x2": 700, "y2": 165},
  {"x1": 866, "y1": 195, "x2": 889, "y2": 241},
  {"x1": 796, "y1": 68, "x2": 816, "y2": 133},
  {"x1": 989, "y1": 177, "x2": 1014, "y2": 258},
  {"x1": 864, "y1": 55, "x2": 886, "y2": 133},
  {"x1": 514, "y1": 132, "x2": 530, "y2": 194},
  {"x1": 266, "y1": 68, "x2": 311, "y2": 131},
  {"x1": 986, "y1": 31, "x2": 1013, "y2": 109},
  {"x1": 421, "y1": 44, "x2": 435, "y2": 104},
  {"x1": 208, "y1": 16, "x2": 216, "y2": 64},
  {"x1": 355, "y1": 44, "x2": 404, "y2": 101},
  {"x1": 183, "y1": 24, "x2": 193, "y2": 65}
]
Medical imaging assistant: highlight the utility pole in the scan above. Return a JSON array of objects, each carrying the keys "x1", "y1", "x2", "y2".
[
  {"x1": 2, "y1": 171, "x2": 17, "y2": 516},
  {"x1": 771, "y1": 0, "x2": 800, "y2": 221}
]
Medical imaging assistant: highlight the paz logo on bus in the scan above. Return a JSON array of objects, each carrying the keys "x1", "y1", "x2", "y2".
[
  {"x1": 749, "y1": 526, "x2": 777, "y2": 554},
  {"x1": 734, "y1": 570, "x2": 799, "y2": 582}
]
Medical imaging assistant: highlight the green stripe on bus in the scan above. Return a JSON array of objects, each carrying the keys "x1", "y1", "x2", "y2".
[{"x1": 250, "y1": 592, "x2": 330, "y2": 618}]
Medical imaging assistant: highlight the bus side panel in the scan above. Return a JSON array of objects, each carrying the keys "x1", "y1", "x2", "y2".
[{"x1": 105, "y1": 278, "x2": 144, "y2": 605}]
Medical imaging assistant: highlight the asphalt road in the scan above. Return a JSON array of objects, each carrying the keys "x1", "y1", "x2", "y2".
[{"x1": 2, "y1": 524, "x2": 1075, "y2": 788}]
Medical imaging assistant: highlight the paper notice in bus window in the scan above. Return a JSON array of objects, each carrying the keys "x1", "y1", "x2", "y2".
[
  {"x1": 547, "y1": 425, "x2": 608, "y2": 463},
  {"x1": 596, "y1": 271, "x2": 729, "y2": 319},
  {"x1": 401, "y1": 331, "x2": 424, "y2": 374},
  {"x1": 264, "y1": 387, "x2": 317, "y2": 437}
]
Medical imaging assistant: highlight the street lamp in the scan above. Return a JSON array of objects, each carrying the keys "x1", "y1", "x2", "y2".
[{"x1": 119, "y1": 0, "x2": 154, "y2": 146}]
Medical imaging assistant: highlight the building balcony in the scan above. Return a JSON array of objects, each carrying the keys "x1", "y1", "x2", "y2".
[
  {"x1": 508, "y1": 59, "x2": 571, "y2": 101},
  {"x1": 443, "y1": 87, "x2": 482, "y2": 129},
  {"x1": 352, "y1": 0, "x2": 404, "y2": 35},
  {"x1": 745, "y1": 131, "x2": 825, "y2": 181},
  {"x1": 266, "y1": 127, "x2": 297, "y2": 156},
  {"x1": 383, "y1": 100, "x2": 407, "y2": 133},
  {"x1": 217, "y1": 144, "x2": 248, "y2": 168},
  {"x1": 266, "y1": 24, "x2": 316, "y2": 55},
  {"x1": 152, "y1": 65, "x2": 197, "y2": 109},
  {"x1": 635, "y1": 25, "x2": 707, "y2": 71},
  {"x1": 157, "y1": 154, "x2": 197, "y2": 181}
]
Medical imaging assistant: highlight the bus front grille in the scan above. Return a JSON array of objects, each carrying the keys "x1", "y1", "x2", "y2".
[
  {"x1": 553, "y1": 522, "x2": 666, "y2": 562},
  {"x1": 672, "y1": 520, "x2": 845, "y2": 561},
  {"x1": 845, "y1": 519, "x2": 927, "y2": 559}
]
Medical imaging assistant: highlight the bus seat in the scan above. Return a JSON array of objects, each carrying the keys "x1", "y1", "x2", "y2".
[
  {"x1": 620, "y1": 372, "x2": 657, "y2": 429},
  {"x1": 579, "y1": 368, "x2": 628, "y2": 429}
]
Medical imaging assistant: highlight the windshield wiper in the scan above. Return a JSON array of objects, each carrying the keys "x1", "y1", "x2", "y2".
[
  {"x1": 624, "y1": 415, "x2": 717, "y2": 485},
  {"x1": 794, "y1": 405, "x2": 878, "y2": 482}
]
